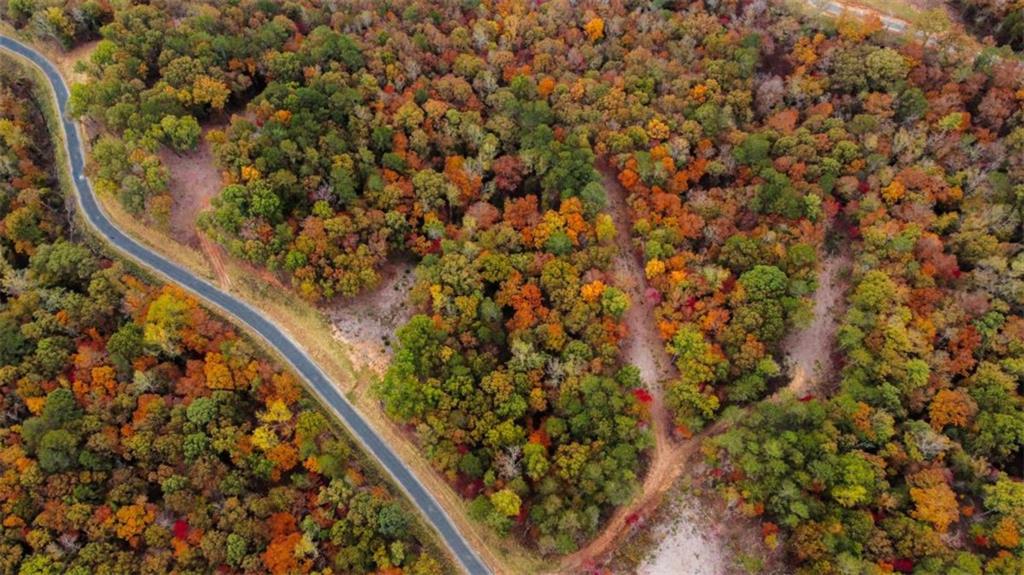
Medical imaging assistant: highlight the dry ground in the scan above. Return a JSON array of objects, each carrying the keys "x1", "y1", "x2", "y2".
[
  {"x1": 327, "y1": 260, "x2": 417, "y2": 377},
  {"x1": 158, "y1": 126, "x2": 224, "y2": 247},
  {"x1": 601, "y1": 163, "x2": 678, "y2": 449},
  {"x1": 638, "y1": 495, "x2": 727, "y2": 575},
  {"x1": 158, "y1": 125, "x2": 238, "y2": 289},
  {"x1": 780, "y1": 254, "x2": 850, "y2": 397}
]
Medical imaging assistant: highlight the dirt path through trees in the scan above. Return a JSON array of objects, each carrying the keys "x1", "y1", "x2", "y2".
[
  {"x1": 601, "y1": 162, "x2": 678, "y2": 456},
  {"x1": 563, "y1": 166, "x2": 851, "y2": 572},
  {"x1": 781, "y1": 254, "x2": 850, "y2": 397},
  {"x1": 558, "y1": 165, "x2": 694, "y2": 572},
  {"x1": 197, "y1": 233, "x2": 232, "y2": 290}
]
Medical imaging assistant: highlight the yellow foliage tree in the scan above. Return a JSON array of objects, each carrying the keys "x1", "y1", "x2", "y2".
[
  {"x1": 204, "y1": 352, "x2": 236, "y2": 390},
  {"x1": 910, "y1": 482, "x2": 959, "y2": 533},
  {"x1": 882, "y1": 180, "x2": 905, "y2": 204},
  {"x1": 645, "y1": 259, "x2": 666, "y2": 279},
  {"x1": 929, "y1": 388, "x2": 977, "y2": 430},
  {"x1": 91, "y1": 366, "x2": 117, "y2": 396},
  {"x1": 584, "y1": 18, "x2": 604, "y2": 42},
  {"x1": 192, "y1": 75, "x2": 230, "y2": 110},
  {"x1": 144, "y1": 291, "x2": 189, "y2": 355},
  {"x1": 595, "y1": 213, "x2": 616, "y2": 243},
  {"x1": 260, "y1": 399, "x2": 292, "y2": 423},
  {"x1": 581, "y1": 280, "x2": 606, "y2": 302},
  {"x1": 112, "y1": 503, "x2": 155, "y2": 545},
  {"x1": 241, "y1": 165, "x2": 261, "y2": 182},
  {"x1": 647, "y1": 118, "x2": 670, "y2": 140},
  {"x1": 993, "y1": 516, "x2": 1021, "y2": 549},
  {"x1": 252, "y1": 425, "x2": 279, "y2": 451}
]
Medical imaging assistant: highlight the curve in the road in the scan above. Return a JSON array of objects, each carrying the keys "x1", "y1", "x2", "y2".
[{"x1": 0, "y1": 35, "x2": 490, "y2": 575}]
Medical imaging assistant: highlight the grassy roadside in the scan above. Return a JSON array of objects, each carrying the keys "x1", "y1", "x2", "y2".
[{"x1": 2, "y1": 32, "x2": 544, "y2": 575}]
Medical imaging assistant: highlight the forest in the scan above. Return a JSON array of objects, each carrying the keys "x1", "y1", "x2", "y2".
[
  {"x1": 0, "y1": 58, "x2": 445, "y2": 574},
  {"x1": 2, "y1": 0, "x2": 1023, "y2": 572}
]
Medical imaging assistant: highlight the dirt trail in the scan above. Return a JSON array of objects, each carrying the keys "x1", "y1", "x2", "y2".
[
  {"x1": 601, "y1": 163, "x2": 678, "y2": 453},
  {"x1": 558, "y1": 165, "x2": 692, "y2": 573},
  {"x1": 197, "y1": 233, "x2": 232, "y2": 290},
  {"x1": 629, "y1": 252, "x2": 850, "y2": 574},
  {"x1": 781, "y1": 254, "x2": 850, "y2": 397},
  {"x1": 564, "y1": 166, "x2": 853, "y2": 572}
]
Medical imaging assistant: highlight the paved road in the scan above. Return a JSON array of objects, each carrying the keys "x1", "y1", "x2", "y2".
[
  {"x1": 816, "y1": 0, "x2": 907, "y2": 33},
  {"x1": 0, "y1": 35, "x2": 491, "y2": 575}
]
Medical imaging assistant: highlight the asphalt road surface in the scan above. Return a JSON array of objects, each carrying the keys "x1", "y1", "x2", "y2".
[
  {"x1": 817, "y1": 0, "x2": 907, "y2": 33},
  {"x1": 0, "y1": 34, "x2": 491, "y2": 575}
]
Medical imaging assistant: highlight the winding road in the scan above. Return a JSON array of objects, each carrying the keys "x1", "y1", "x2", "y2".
[{"x1": 0, "y1": 35, "x2": 491, "y2": 575}]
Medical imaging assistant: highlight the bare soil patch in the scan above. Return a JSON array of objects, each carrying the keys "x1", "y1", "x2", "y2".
[
  {"x1": 616, "y1": 467, "x2": 789, "y2": 575},
  {"x1": 158, "y1": 126, "x2": 225, "y2": 247},
  {"x1": 637, "y1": 495, "x2": 727, "y2": 575},
  {"x1": 326, "y1": 260, "x2": 417, "y2": 377},
  {"x1": 781, "y1": 254, "x2": 850, "y2": 397}
]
